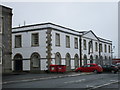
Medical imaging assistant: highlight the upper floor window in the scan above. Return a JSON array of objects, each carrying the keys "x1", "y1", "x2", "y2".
[
  {"x1": 15, "y1": 35, "x2": 22, "y2": 48},
  {"x1": 104, "y1": 44, "x2": 107, "y2": 53},
  {"x1": 0, "y1": 17, "x2": 3, "y2": 33},
  {"x1": 74, "y1": 38, "x2": 78, "y2": 49},
  {"x1": 31, "y1": 33, "x2": 39, "y2": 46},
  {"x1": 83, "y1": 39, "x2": 87, "y2": 50},
  {"x1": 88, "y1": 40, "x2": 93, "y2": 54},
  {"x1": 55, "y1": 33, "x2": 60, "y2": 46},
  {"x1": 99, "y1": 43, "x2": 102, "y2": 52},
  {"x1": 108, "y1": 45, "x2": 111, "y2": 53},
  {"x1": 66, "y1": 35, "x2": 70, "y2": 48},
  {"x1": 95, "y1": 42, "x2": 98, "y2": 52}
]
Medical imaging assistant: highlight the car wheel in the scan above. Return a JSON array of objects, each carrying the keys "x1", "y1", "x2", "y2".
[
  {"x1": 111, "y1": 70, "x2": 115, "y2": 74},
  {"x1": 93, "y1": 70, "x2": 98, "y2": 74},
  {"x1": 78, "y1": 70, "x2": 82, "y2": 72}
]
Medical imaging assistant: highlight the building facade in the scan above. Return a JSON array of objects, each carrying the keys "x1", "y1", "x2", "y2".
[
  {"x1": 0, "y1": 5, "x2": 12, "y2": 74},
  {"x1": 12, "y1": 23, "x2": 112, "y2": 72}
]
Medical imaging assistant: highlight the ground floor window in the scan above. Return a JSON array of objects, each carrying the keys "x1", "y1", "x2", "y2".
[
  {"x1": 66, "y1": 53, "x2": 71, "y2": 70},
  {"x1": 74, "y1": 54, "x2": 79, "y2": 68},
  {"x1": 99, "y1": 56, "x2": 103, "y2": 65},
  {"x1": 90, "y1": 55, "x2": 93, "y2": 63},
  {"x1": 95, "y1": 55, "x2": 98, "y2": 64},
  {"x1": 31, "y1": 53, "x2": 40, "y2": 68},
  {"x1": 55, "y1": 52, "x2": 61, "y2": 65},
  {"x1": 83, "y1": 54, "x2": 87, "y2": 65}
]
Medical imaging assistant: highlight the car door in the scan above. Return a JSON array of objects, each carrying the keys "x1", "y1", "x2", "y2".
[
  {"x1": 89, "y1": 64, "x2": 95, "y2": 72},
  {"x1": 84, "y1": 65, "x2": 90, "y2": 72},
  {"x1": 81, "y1": 65, "x2": 88, "y2": 72}
]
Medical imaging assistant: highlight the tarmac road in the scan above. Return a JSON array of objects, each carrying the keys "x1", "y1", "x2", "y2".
[{"x1": 2, "y1": 72, "x2": 120, "y2": 89}]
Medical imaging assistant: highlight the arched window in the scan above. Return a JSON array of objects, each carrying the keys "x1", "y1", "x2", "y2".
[
  {"x1": 109, "y1": 56, "x2": 111, "y2": 65},
  {"x1": 55, "y1": 52, "x2": 61, "y2": 65},
  {"x1": 90, "y1": 55, "x2": 93, "y2": 63},
  {"x1": 31, "y1": 52, "x2": 40, "y2": 68},
  {"x1": 74, "y1": 54, "x2": 79, "y2": 68},
  {"x1": 104, "y1": 56, "x2": 107, "y2": 65},
  {"x1": 99, "y1": 56, "x2": 103, "y2": 65},
  {"x1": 95, "y1": 55, "x2": 98, "y2": 64},
  {"x1": 65, "y1": 53, "x2": 71, "y2": 70},
  {"x1": 83, "y1": 54, "x2": 87, "y2": 65}
]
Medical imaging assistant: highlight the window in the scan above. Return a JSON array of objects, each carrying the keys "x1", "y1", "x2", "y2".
[
  {"x1": 108, "y1": 45, "x2": 111, "y2": 53},
  {"x1": 83, "y1": 39, "x2": 86, "y2": 50},
  {"x1": 88, "y1": 40, "x2": 93, "y2": 54},
  {"x1": 104, "y1": 44, "x2": 107, "y2": 52},
  {"x1": 0, "y1": 48, "x2": 2, "y2": 64},
  {"x1": 66, "y1": 35, "x2": 70, "y2": 48},
  {"x1": 31, "y1": 53, "x2": 40, "y2": 68},
  {"x1": 99, "y1": 44, "x2": 102, "y2": 52},
  {"x1": 0, "y1": 17, "x2": 2, "y2": 33},
  {"x1": 55, "y1": 33, "x2": 60, "y2": 46},
  {"x1": 74, "y1": 38, "x2": 78, "y2": 49},
  {"x1": 15, "y1": 35, "x2": 22, "y2": 48},
  {"x1": 95, "y1": 42, "x2": 98, "y2": 51},
  {"x1": 31, "y1": 33, "x2": 39, "y2": 46}
]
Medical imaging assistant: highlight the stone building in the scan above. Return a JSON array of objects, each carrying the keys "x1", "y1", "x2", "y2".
[
  {"x1": 12, "y1": 23, "x2": 112, "y2": 72},
  {"x1": 0, "y1": 5, "x2": 12, "y2": 74}
]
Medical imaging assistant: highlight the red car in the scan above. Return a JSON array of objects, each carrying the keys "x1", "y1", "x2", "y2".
[{"x1": 75, "y1": 63, "x2": 103, "y2": 73}]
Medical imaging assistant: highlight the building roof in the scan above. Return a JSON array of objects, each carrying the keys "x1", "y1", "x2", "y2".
[
  {"x1": 12, "y1": 22, "x2": 112, "y2": 44},
  {"x1": 0, "y1": 5, "x2": 12, "y2": 10}
]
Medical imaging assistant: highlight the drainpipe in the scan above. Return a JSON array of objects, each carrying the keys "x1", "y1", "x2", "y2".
[{"x1": 79, "y1": 35, "x2": 82, "y2": 67}]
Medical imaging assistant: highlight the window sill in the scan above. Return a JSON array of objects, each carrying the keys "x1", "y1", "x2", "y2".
[
  {"x1": 55, "y1": 45, "x2": 60, "y2": 47},
  {"x1": 15, "y1": 47, "x2": 22, "y2": 48},
  {"x1": 31, "y1": 45, "x2": 39, "y2": 47}
]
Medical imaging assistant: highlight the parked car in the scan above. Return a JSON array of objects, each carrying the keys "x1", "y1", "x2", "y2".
[
  {"x1": 115, "y1": 63, "x2": 120, "y2": 70},
  {"x1": 102, "y1": 64, "x2": 119, "y2": 74},
  {"x1": 75, "y1": 63, "x2": 103, "y2": 73}
]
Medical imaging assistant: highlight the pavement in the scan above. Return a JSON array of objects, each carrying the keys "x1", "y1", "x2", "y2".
[{"x1": 2, "y1": 71, "x2": 93, "y2": 84}]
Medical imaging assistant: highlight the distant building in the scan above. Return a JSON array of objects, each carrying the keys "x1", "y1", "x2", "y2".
[
  {"x1": 12, "y1": 23, "x2": 112, "y2": 72},
  {"x1": 0, "y1": 5, "x2": 12, "y2": 74}
]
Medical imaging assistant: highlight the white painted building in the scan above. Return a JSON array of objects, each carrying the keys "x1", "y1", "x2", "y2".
[{"x1": 12, "y1": 23, "x2": 112, "y2": 72}]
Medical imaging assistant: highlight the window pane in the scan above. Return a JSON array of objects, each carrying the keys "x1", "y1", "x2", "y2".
[
  {"x1": 32, "y1": 33, "x2": 39, "y2": 46},
  {"x1": 95, "y1": 42, "x2": 98, "y2": 51},
  {"x1": 32, "y1": 55, "x2": 39, "y2": 67},
  {"x1": 55, "y1": 33, "x2": 60, "y2": 46},
  {"x1": 15, "y1": 35, "x2": 21, "y2": 48},
  {"x1": 83, "y1": 39, "x2": 86, "y2": 50},
  {"x1": 74, "y1": 38, "x2": 78, "y2": 49},
  {"x1": 66, "y1": 36, "x2": 70, "y2": 48}
]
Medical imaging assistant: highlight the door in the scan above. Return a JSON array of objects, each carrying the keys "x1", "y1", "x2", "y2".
[
  {"x1": 14, "y1": 60, "x2": 22, "y2": 71},
  {"x1": 14, "y1": 54, "x2": 23, "y2": 72}
]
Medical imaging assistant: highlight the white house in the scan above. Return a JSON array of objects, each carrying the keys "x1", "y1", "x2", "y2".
[{"x1": 12, "y1": 23, "x2": 112, "y2": 72}]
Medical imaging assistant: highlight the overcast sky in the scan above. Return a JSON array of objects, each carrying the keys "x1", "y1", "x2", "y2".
[{"x1": 1, "y1": 1, "x2": 118, "y2": 57}]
